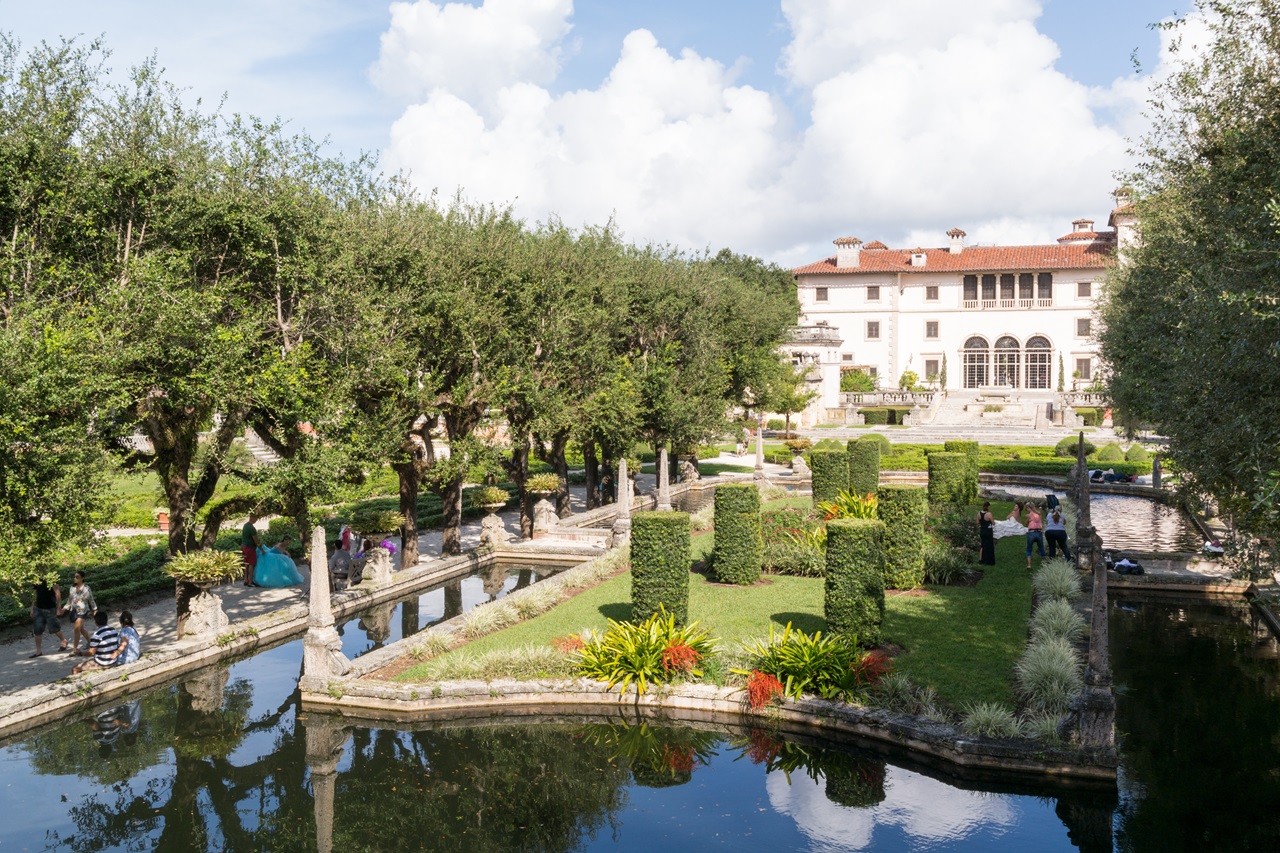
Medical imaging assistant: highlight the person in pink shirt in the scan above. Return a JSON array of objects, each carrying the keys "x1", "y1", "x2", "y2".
[{"x1": 1024, "y1": 503, "x2": 1046, "y2": 568}]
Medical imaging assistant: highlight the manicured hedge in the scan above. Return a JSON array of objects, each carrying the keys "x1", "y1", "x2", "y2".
[
  {"x1": 927, "y1": 452, "x2": 968, "y2": 507},
  {"x1": 846, "y1": 439, "x2": 881, "y2": 497},
  {"x1": 711, "y1": 484, "x2": 763, "y2": 585},
  {"x1": 944, "y1": 440, "x2": 980, "y2": 504},
  {"x1": 859, "y1": 433, "x2": 892, "y2": 454},
  {"x1": 631, "y1": 511, "x2": 691, "y2": 624},
  {"x1": 810, "y1": 450, "x2": 849, "y2": 505},
  {"x1": 981, "y1": 459, "x2": 1152, "y2": 476},
  {"x1": 824, "y1": 518, "x2": 886, "y2": 644},
  {"x1": 876, "y1": 485, "x2": 927, "y2": 589},
  {"x1": 859, "y1": 408, "x2": 889, "y2": 425}
]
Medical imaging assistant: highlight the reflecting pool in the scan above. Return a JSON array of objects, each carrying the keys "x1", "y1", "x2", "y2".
[{"x1": 2, "y1": 595, "x2": 1278, "y2": 851}]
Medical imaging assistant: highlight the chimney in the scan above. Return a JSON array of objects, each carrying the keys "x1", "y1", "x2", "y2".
[
  {"x1": 1072, "y1": 218, "x2": 1095, "y2": 234},
  {"x1": 834, "y1": 236, "x2": 862, "y2": 269},
  {"x1": 910, "y1": 251, "x2": 927, "y2": 268},
  {"x1": 946, "y1": 227, "x2": 966, "y2": 255}
]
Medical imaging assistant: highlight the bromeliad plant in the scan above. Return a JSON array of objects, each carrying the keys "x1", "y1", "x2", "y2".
[
  {"x1": 735, "y1": 623, "x2": 892, "y2": 702},
  {"x1": 575, "y1": 609, "x2": 717, "y2": 694},
  {"x1": 816, "y1": 490, "x2": 879, "y2": 521},
  {"x1": 163, "y1": 549, "x2": 243, "y2": 585}
]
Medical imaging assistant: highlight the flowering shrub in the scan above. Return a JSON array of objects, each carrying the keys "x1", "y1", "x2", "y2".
[
  {"x1": 661, "y1": 641, "x2": 701, "y2": 673},
  {"x1": 552, "y1": 635, "x2": 586, "y2": 654},
  {"x1": 851, "y1": 650, "x2": 893, "y2": 687},
  {"x1": 746, "y1": 670, "x2": 785, "y2": 709}
]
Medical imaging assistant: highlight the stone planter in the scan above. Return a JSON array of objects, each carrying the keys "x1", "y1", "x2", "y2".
[
  {"x1": 531, "y1": 492, "x2": 557, "y2": 535},
  {"x1": 177, "y1": 583, "x2": 229, "y2": 640}
]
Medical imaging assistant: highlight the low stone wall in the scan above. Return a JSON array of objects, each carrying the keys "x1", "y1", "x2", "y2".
[
  {"x1": 0, "y1": 548, "x2": 588, "y2": 743},
  {"x1": 300, "y1": 678, "x2": 1116, "y2": 786}
]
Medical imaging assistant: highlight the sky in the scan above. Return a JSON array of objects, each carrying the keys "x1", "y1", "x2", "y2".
[{"x1": 2, "y1": 0, "x2": 1197, "y2": 267}]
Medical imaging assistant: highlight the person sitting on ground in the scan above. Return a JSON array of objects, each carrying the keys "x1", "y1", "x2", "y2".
[
  {"x1": 992, "y1": 502, "x2": 1028, "y2": 539},
  {"x1": 72, "y1": 611, "x2": 120, "y2": 674},
  {"x1": 114, "y1": 611, "x2": 141, "y2": 665}
]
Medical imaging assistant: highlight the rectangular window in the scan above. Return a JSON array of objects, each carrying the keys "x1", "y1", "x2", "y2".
[
  {"x1": 868, "y1": 366, "x2": 878, "y2": 378},
  {"x1": 926, "y1": 285, "x2": 939, "y2": 301},
  {"x1": 866, "y1": 321, "x2": 880, "y2": 340},
  {"x1": 925, "y1": 320, "x2": 939, "y2": 339},
  {"x1": 1078, "y1": 281, "x2": 1092, "y2": 298},
  {"x1": 1076, "y1": 318, "x2": 1092, "y2": 337},
  {"x1": 815, "y1": 286, "x2": 828, "y2": 302},
  {"x1": 1038, "y1": 273, "x2": 1053, "y2": 300},
  {"x1": 981, "y1": 274, "x2": 996, "y2": 300},
  {"x1": 1076, "y1": 358, "x2": 1092, "y2": 381},
  {"x1": 924, "y1": 359, "x2": 940, "y2": 381},
  {"x1": 841, "y1": 353, "x2": 854, "y2": 362},
  {"x1": 1000, "y1": 274, "x2": 1015, "y2": 300},
  {"x1": 866, "y1": 285, "x2": 880, "y2": 301},
  {"x1": 963, "y1": 275, "x2": 978, "y2": 301},
  {"x1": 1019, "y1": 273, "x2": 1034, "y2": 299}
]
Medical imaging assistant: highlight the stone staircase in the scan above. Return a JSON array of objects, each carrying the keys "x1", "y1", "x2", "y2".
[
  {"x1": 926, "y1": 390, "x2": 1053, "y2": 429},
  {"x1": 243, "y1": 428, "x2": 282, "y2": 466}
]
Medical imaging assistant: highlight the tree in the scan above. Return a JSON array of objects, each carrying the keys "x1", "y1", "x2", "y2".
[
  {"x1": 1099, "y1": 0, "x2": 1280, "y2": 545},
  {"x1": 764, "y1": 362, "x2": 819, "y2": 434}
]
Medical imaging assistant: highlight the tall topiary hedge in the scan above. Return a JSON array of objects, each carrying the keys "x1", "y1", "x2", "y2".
[
  {"x1": 711, "y1": 484, "x2": 762, "y2": 585},
  {"x1": 928, "y1": 452, "x2": 968, "y2": 507},
  {"x1": 876, "y1": 485, "x2": 927, "y2": 589},
  {"x1": 810, "y1": 450, "x2": 849, "y2": 505},
  {"x1": 943, "y1": 440, "x2": 980, "y2": 504},
  {"x1": 631, "y1": 511, "x2": 691, "y2": 624},
  {"x1": 824, "y1": 518, "x2": 885, "y2": 644},
  {"x1": 846, "y1": 439, "x2": 882, "y2": 497}
]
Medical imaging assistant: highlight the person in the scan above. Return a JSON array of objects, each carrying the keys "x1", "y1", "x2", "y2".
[
  {"x1": 977, "y1": 501, "x2": 996, "y2": 566},
  {"x1": 73, "y1": 610, "x2": 120, "y2": 673},
  {"x1": 30, "y1": 577, "x2": 68, "y2": 657},
  {"x1": 328, "y1": 542, "x2": 353, "y2": 590},
  {"x1": 992, "y1": 501, "x2": 1028, "y2": 539},
  {"x1": 241, "y1": 511, "x2": 262, "y2": 587},
  {"x1": 254, "y1": 541, "x2": 304, "y2": 588},
  {"x1": 66, "y1": 571, "x2": 97, "y2": 654},
  {"x1": 338, "y1": 523, "x2": 352, "y2": 553},
  {"x1": 114, "y1": 611, "x2": 141, "y2": 665},
  {"x1": 1025, "y1": 503, "x2": 1046, "y2": 568},
  {"x1": 1045, "y1": 508, "x2": 1073, "y2": 560}
]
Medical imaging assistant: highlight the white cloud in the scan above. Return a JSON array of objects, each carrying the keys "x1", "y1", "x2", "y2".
[
  {"x1": 377, "y1": 0, "x2": 1174, "y2": 265},
  {"x1": 372, "y1": 0, "x2": 572, "y2": 108}
]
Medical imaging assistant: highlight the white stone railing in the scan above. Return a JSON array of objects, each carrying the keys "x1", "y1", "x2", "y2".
[
  {"x1": 961, "y1": 298, "x2": 1054, "y2": 310},
  {"x1": 786, "y1": 325, "x2": 843, "y2": 344},
  {"x1": 840, "y1": 390, "x2": 936, "y2": 407},
  {"x1": 1060, "y1": 391, "x2": 1107, "y2": 408}
]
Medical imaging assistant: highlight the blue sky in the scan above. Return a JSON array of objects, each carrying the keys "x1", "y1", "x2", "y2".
[{"x1": 2, "y1": 1, "x2": 1195, "y2": 264}]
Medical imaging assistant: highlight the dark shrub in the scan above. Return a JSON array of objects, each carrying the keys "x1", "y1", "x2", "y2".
[
  {"x1": 711, "y1": 484, "x2": 762, "y2": 585},
  {"x1": 813, "y1": 437, "x2": 844, "y2": 451},
  {"x1": 631, "y1": 511, "x2": 691, "y2": 624},
  {"x1": 1125, "y1": 443, "x2": 1150, "y2": 462},
  {"x1": 824, "y1": 518, "x2": 886, "y2": 644},
  {"x1": 927, "y1": 452, "x2": 968, "y2": 507},
  {"x1": 846, "y1": 440, "x2": 881, "y2": 496},
  {"x1": 923, "y1": 536, "x2": 975, "y2": 585},
  {"x1": 876, "y1": 486, "x2": 927, "y2": 589},
  {"x1": 859, "y1": 408, "x2": 889, "y2": 425},
  {"x1": 810, "y1": 450, "x2": 849, "y2": 504},
  {"x1": 928, "y1": 505, "x2": 981, "y2": 555},
  {"x1": 766, "y1": 418, "x2": 785, "y2": 431},
  {"x1": 1095, "y1": 442, "x2": 1125, "y2": 462},
  {"x1": 943, "y1": 440, "x2": 980, "y2": 504},
  {"x1": 1054, "y1": 436, "x2": 1096, "y2": 457}
]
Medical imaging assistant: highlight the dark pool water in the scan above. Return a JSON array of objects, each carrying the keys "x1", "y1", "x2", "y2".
[{"x1": 2, "y1": 594, "x2": 1278, "y2": 851}]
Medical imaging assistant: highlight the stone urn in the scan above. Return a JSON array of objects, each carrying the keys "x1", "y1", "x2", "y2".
[
  {"x1": 180, "y1": 584, "x2": 230, "y2": 640},
  {"x1": 361, "y1": 545, "x2": 394, "y2": 585},
  {"x1": 526, "y1": 474, "x2": 560, "y2": 536}
]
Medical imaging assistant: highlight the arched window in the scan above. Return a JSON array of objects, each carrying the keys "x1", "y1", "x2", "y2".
[
  {"x1": 994, "y1": 335, "x2": 1021, "y2": 388},
  {"x1": 1025, "y1": 336, "x2": 1052, "y2": 389},
  {"x1": 963, "y1": 336, "x2": 989, "y2": 388}
]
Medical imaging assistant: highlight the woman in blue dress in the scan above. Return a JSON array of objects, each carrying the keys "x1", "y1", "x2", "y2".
[{"x1": 254, "y1": 542, "x2": 305, "y2": 588}]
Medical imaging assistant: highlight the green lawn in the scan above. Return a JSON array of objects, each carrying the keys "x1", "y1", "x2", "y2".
[{"x1": 398, "y1": 499, "x2": 1033, "y2": 708}]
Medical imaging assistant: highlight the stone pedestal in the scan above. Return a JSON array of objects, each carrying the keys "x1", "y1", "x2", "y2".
[
  {"x1": 754, "y1": 423, "x2": 766, "y2": 481},
  {"x1": 791, "y1": 455, "x2": 811, "y2": 476},
  {"x1": 610, "y1": 458, "x2": 632, "y2": 547},
  {"x1": 1152, "y1": 454, "x2": 1162, "y2": 490},
  {"x1": 533, "y1": 497, "x2": 558, "y2": 535},
  {"x1": 480, "y1": 511, "x2": 507, "y2": 551},
  {"x1": 656, "y1": 445, "x2": 673, "y2": 511},
  {"x1": 361, "y1": 546, "x2": 393, "y2": 585},
  {"x1": 304, "y1": 716, "x2": 351, "y2": 853},
  {"x1": 178, "y1": 590, "x2": 229, "y2": 640},
  {"x1": 678, "y1": 457, "x2": 700, "y2": 483}
]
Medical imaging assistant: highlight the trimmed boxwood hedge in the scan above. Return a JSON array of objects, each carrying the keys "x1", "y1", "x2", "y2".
[
  {"x1": 927, "y1": 452, "x2": 968, "y2": 506},
  {"x1": 631, "y1": 511, "x2": 692, "y2": 624},
  {"x1": 824, "y1": 518, "x2": 886, "y2": 644},
  {"x1": 876, "y1": 486, "x2": 927, "y2": 589},
  {"x1": 711, "y1": 483, "x2": 763, "y2": 585},
  {"x1": 943, "y1": 440, "x2": 980, "y2": 504},
  {"x1": 810, "y1": 450, "x2": 849, "y2": 504},
  {"x1": 846, "y1": 439, "x2": 881, "y2": 496}
]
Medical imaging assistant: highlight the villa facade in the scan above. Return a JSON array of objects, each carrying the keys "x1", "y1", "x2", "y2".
[{"x1": 788, "y1": 195, "x2": 1137, "y2": 419}]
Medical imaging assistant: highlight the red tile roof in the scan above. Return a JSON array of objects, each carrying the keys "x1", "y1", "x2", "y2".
[
  {"x1": 793, "y1": 241, "x2": 1116, "y2": 276},
  {"x1": 863, "y1": 240, "x2": 888, "y2": 249},
  {"x1": 1056, "y1": 231, "x2": 1114, "y2": 243}
]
